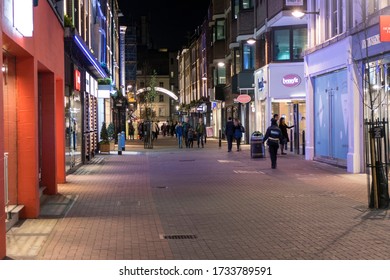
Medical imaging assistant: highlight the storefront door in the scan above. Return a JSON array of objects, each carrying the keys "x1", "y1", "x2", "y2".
[{"x1": 314, "y1": 69, "x2": 348, "y2": 164}]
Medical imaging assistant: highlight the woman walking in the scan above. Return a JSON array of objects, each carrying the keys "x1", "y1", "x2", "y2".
[{"x1": 278, "y1": 117, "x2": 294, "y2": 155}]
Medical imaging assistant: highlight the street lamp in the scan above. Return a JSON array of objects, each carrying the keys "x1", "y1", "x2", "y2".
[
  {"x1": 292, "y1": 9, "x2": 319, "y2": 18},
  {"x1": 246, "y1": 38, "x2": 256, "y2": 45}
]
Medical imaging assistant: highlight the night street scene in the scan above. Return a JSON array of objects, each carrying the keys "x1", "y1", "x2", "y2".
[{"x1": 1, "y1": 0, "x2": 390, "y2": 279}]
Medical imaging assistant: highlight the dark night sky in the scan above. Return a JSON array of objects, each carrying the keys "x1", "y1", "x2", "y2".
[{"x1": 118, "y1": 0, "x2": 210, "y2": 50}]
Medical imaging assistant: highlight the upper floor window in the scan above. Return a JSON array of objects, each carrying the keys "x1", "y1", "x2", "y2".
[
  {"x1": 243, "y1": 44, "x2": 255, "y2": 70},
  {"x1": 159, "y1": 82, "x2": 164, "y2": 87},
  {"x1": 241, "y1": 0, "x2": 253, "y2": 9},
  {"x1": 272, "y1": 26, "x2": 307, "y2": 62},
  {"x1": 214, "y1": 65, "x2": 226, "y2": 85},
  {"x1": 215, "y1": 19, "x2": 225, "y2": 41},
  {"x1": 233, "y1": 0, "x2": 239, "y2": 19},
  {"x1": 367, "y1": 0, "x2": 389, "y2": 15},
  {"x1": 159, "y1": 95, "x2": 164, "y2": 102}
]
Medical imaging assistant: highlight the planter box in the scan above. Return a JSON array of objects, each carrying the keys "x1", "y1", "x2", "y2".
[
  {"x1": 109, "y1": 141, "x2": 115, "y2": 151},
  {"x1": 99, "y1": 143, "x2": 110, "y2": 153}
]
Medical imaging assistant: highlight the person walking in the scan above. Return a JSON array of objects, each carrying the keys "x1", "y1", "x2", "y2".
[
  {"x1": 279, "y1": 117, "x2": 294, "y2": 155},
  {"x1": 128, "y1": 122, "x2": 135, "y2": 140},
  {"x1": 263, "y1": 118, "x2": 284, "y2": 169},
  {"x1": 233, "y1": 118, "x2": 244, "y2": 151},
  {"x1": 182, "y1": 118, "x2": 190, "y2": 148},
  {"x1": 196, "y1": 118, "x2": 206, "y2": 148},
  {"x1": 225, "y1": 117, "x2": 235, "y2": 152},
  {"x1": 175, "y1": 121, "x2": 184, "y2": 148}
]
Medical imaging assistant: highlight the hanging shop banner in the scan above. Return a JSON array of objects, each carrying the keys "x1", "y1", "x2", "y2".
[
  {"x1": 380, "y1": 15, "x2": 390, "y2": 42},
  {"x1": 236, "y1": 94, "x2": 251, "y2": 104},
  {"x1": 74, "y1": 70, "x2": 81, "y2": 91}
]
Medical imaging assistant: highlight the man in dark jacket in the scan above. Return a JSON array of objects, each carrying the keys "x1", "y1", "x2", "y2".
[
  {"x1": 263, "y1": 118, "x2": 284, "y2": 169},
  {"x1": 225, "y1": 117, "x2": 235, "y2": 152}
]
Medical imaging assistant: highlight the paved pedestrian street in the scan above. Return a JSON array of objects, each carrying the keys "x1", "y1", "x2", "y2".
[{"x1": 6, "y1": 137, "x2": 390, "y2": 260}]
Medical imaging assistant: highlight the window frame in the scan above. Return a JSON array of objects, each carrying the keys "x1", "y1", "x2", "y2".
[{"x1": 271, "y1": 25, "x2": 307, "y2": 63}]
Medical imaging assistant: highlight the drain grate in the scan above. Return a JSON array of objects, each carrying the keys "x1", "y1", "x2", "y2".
[
  {"x1": 154, "y1": 186, "x2": 168, "y2": 189},
  {"x1": 160, "y1": 234, "x2": 197, "y2": 240},
  {"x1": 179, "y1": 159, "x2": 195, "y2": 162}
]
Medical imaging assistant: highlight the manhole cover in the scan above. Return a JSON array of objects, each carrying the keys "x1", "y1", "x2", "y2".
[
  {"x1": 154, "y1": 186, "x2": 168, "y2": 189},
  {"x1": 160, "y1": 234, "x2": 197, "y2": 240}
]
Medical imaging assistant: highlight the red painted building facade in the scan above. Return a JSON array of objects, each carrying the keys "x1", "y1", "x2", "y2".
[{"x1": 0, "y1": 0, "x2": 65, "y2": 258}]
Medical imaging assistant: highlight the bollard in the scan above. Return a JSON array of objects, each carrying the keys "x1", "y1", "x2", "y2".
[
  {"x1": 117, "y1": 133, "x2": 122, "y2": 155},
  {"x1": 121, "y1": 131, "x2": 126, "y2": 151},
  {"x1": 219, "y1": 129, "x2": 222, "y2": 148}
]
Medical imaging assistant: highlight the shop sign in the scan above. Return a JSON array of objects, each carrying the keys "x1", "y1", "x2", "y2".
[
  {"x1": 282, "y1": 74, "x2": 301, "y2": 88},
  {"x1": 236, "y1": 94, "x2": 251, "y2": 104},
  {"x1": 380, "y1": 16, "x2": 390, "y2": 42},
  {"x1": 74, "y1": 70, "x2": 81, "y2": 91}
]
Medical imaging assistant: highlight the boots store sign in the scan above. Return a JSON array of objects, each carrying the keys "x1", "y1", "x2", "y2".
[{"x1": 282, "y1": 74, "x2": 301, "y2": 88}]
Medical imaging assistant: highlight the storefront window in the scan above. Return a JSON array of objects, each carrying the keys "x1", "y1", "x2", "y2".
[
  {"x1": 364, "y1": 62, "x2": 389, "y2": 121},
  {"x1": 314, "y1": 69, "x2": 348, "y2": 161}
]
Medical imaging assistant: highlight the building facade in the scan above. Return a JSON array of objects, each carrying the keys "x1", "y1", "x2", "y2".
[
  {"x1": 64, "y1": 0, "x2": 121, "y2": 171},
  {"x1": 305, "y1": 0, "x2": 390, "y2": 173},
  {"x1": 251, "y1": 0, "x2": 308, "y2": 154},
  {"x1": 1, "y1": 0, "x2": 65, "y2": 258}
]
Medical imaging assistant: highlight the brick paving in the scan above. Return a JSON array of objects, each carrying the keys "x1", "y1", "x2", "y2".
[{"x1": 6, "y1": 136, "x2": 390, "y2": 260}]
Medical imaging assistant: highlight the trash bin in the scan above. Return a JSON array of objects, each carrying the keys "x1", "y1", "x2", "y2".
[{"x1": 251, "y1": 131, "x2": 264, "y2": 158}]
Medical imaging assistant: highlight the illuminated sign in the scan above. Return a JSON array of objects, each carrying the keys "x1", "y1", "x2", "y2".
[
  {"x1": 74, "y1": 70, "x2": 81, "y2": 91},
  {"x1": 236, "y1": 94, "x2": 251, "y2": 104},
  {"x1": 282, "y1": 74, "x2": 301, "y2": 87},
  {"x1": 380, "y1": 16, "x2": 390, "y2": 42}
]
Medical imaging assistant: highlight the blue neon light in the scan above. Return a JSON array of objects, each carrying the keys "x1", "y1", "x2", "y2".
[
  {"x1": 74, "y1": 35, "x2": 107, "y2": 78},
  {"x1": 97, "y1": 2, "x2": 106, "y2": 20}
]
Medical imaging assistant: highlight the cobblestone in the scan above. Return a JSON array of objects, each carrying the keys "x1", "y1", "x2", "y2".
[{"x1": 6, "y1": 137, "x2": 389, "y2": 260}]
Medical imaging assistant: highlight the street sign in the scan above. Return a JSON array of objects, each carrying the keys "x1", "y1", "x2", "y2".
[{"x1": 372, "y1": 126, "x2": 384, "y2": 138}]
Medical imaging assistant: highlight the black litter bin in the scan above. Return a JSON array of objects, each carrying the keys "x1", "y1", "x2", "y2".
[{"x1": 251, "y1": 132, "x2": 265, "y2": 158}]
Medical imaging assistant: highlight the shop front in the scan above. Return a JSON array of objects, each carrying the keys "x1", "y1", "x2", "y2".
[{"x1": 254, "y1": 63, "x2": 306, "y2": 153}]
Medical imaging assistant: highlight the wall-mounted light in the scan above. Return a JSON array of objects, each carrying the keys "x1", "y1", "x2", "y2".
[
  {"x1": 246, "y1": 38, "x2": 256, "y2": 45},
  {"x1": 218, "y1": 62, "x2": 225, "y2": 67},
  {"x1": 292, "y1": 10, "x2": 319, "y2": 18},
  {"x1": 202, "y1": 74, "x2": 207, "y2": 81}
]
